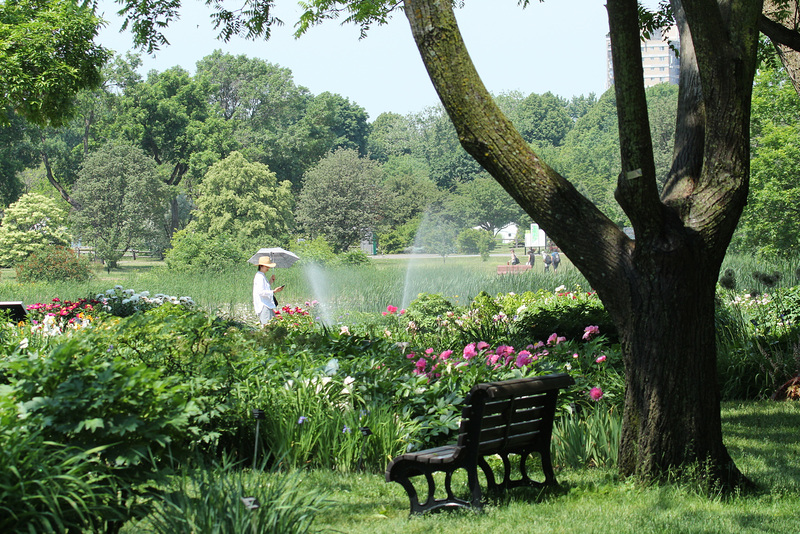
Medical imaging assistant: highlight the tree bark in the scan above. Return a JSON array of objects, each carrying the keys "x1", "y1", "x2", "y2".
[{"x1": 402, "y1": 0, "x2": 760, "y2": 487}]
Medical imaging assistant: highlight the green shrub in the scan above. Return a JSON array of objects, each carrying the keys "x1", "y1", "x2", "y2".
[
  {"x1": 336, "y1": 249, "x2": 370, "y2": 266},
  {"x1": 377, "y1": 218, "x2": 419, "y2": 254},
  {"x1": 456, "y1": 228, "x2": 494, "y2": 256},
  {"x1": 294, "y1": 237, "x2": 337, "y2": 266},
  {"x1": 715, "y1": 286, "x2": 800, "y2": 399},
  {"x1": 404, "y1": 293, "x2": 458, "y2": 334},
  {"x1": 165, "y1": 229, "x2": 247, "y2": 272},
  {"x1": 14, "y1": 245, "x2": 92, "y2": 283},
  {"x1": 3, "y1": 336, "x2": 200, "y2": 477},
  {"x1": 511, "y1": 289, "x2": 617, "y2": 343}
]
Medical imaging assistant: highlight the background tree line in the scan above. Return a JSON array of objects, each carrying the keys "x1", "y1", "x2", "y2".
[{"x1": 1, "y1": 47, "x2": 798, "y2": 268}]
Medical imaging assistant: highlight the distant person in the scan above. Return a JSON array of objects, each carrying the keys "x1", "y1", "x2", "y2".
[
  {"x1": 527, "y1": 248, "x2": 536, "y2": 266},
  {"x1": 510, "y1": 249, "x2": 520, "y2": 265},
  {"x1": 253, "y1": 257, "x2": 284, "y2": 325},
  {"x1": 551, "y1": 250, "x2": 561, "y2": 271},
  {"x1": 543, "y1": 250, "x2": 552, "y2": 272}
]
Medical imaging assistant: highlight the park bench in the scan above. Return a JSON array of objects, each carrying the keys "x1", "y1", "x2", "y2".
[
  {"x1": 385, "y1": 373, "x2": 575, "y2": 514},
  {"x1": 497, "y1": 264, "x2": 532, "y2": 274}
]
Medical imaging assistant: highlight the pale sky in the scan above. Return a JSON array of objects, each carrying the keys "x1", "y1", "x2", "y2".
[{"x1": 97, "y1": 1, "x2": 613, "y2": 120}]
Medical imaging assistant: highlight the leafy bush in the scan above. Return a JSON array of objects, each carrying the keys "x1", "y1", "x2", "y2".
[
  {"x1": 14, "y1": 245, "x2": 92, "y2": 283},
  {"x1": 511, "y1": 288, "x2": 617, "y2": 343},
  {"x1": 336, "y1": 249, "x2": 370, "y2": 265},
  {"x1": 165, "y1": 229, "x2": 247, "y2": 272},
  {"x1": 3, "y1": 336, "x2": 200, "y2": 477},
  {"x1": 404, "y1": 293, "x2": 458, "y2": 334},
  {"x1": 456, "y1": 228, "x2": 495, "y2": 256},
  {"x1": 716, "y1": 286, "x2": 800, "y2": 399},
  {"x1": 293, "y1": 237, "x2": 337, "y2": 266},
  {"x1": 0, "y1": 192, "x2": 71, "y2": 267},
  {"x1": 377, "y1": 218, "x2": 419, "y2": 254}
]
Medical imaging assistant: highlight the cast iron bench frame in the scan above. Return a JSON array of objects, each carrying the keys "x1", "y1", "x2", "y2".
[{"x1": 385, "y1": 373, "x2": 575, "y2": 514}]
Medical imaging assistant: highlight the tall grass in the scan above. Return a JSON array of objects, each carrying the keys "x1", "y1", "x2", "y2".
[{"x1": 1, "y1": 255, "x2": 588, "y2": 321}]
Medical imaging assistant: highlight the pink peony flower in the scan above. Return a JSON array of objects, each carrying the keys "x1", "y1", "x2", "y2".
[
  {"x1": 515, "y1": 350, "x2": 532, "y2": 367},
  {"x1": 486, "y1": 353, "x2": 501, "y2": 366},
  {"x1": 387, "y1": 305, "x2": 398, "y2": 314},
  {"x1": 415, "y1": 358, "x2": 427, "y2": 371},
  {"x1": 589, "y1": 387, "x2": 603, "y2": 401},
  {"x1": 425, "y1": 347, "x2": 434, "y2": 355},
  {"x1": 476, "y1": 341, "x2": 490, "y2": 351},
  {"x1": 595, "y1": 355, "x2": 607, "y2": 363},
  {"x1": 463, "y1": 343, "x2": 478, "y2": 359},
  {"x1": 583, "y1": 325, "x2": 600, "y2": 340},
  {"x1": 440, "y1": 349, "x2": 453, "y2": 360},
  {"x1": 547, "y1": 333, "x2": 559, "y2": 345}
]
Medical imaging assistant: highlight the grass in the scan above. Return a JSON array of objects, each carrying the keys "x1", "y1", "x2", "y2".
[
  {"x1": 115, "y1": 401, "x2": 799, "y2": 534},
  {"x1": 263, "y1": 401, "x2": 799, "y2": 534},
  {"x1": 0, "y1": 254, "x2": 586, "y2": 321}
]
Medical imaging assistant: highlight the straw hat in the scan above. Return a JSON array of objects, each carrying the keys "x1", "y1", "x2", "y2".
[{"x1": 258, "y1": 257, "x2": 277, "y2": 268}]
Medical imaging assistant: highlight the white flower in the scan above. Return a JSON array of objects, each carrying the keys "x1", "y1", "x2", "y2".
[
  {"x1": 140, "y1": 291, "x2": 150, "y2": 297},
  {"x1": 555, "y1": 285, "x2": 566, "y2": 292},
  {"x1": 114, "y1": 285, "x2": 123, "y2": 291},
  {"x1": 340, "y1": 325, "x2": 350, "y2": 335},
  {"x1": 18, "y1": 338, "x2": 29, "y2": 349}
]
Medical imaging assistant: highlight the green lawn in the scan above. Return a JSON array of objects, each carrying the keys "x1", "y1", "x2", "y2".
[
  {"x1": 119, "y1": 401, "x2": 800, "y2": 534},
  {"x1": 305, "y1": 401, "x2": 800, "y2": 534}
]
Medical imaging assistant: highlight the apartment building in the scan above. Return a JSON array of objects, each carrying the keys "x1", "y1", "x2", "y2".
[{"x1": 606, "y1": 26, "x2": 680, "y2": 89}]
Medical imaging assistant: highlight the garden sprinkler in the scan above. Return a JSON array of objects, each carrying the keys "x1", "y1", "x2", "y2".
[{"x1": 252, "y1": 409, "x2": 265, "y2": 470}]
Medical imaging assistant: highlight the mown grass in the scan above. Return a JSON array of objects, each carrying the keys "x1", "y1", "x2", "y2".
[{"x1": 225, "y1": 401, "x2": 798, "y2": 534}]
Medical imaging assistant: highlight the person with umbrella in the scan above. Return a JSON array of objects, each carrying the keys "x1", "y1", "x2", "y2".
[{"x1": 253, "y1": 257, "x2": 285, "y2": 324}]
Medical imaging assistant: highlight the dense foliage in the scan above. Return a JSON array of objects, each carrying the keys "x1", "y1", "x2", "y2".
[{"x1": 0, "y1": 192, "x2": 71, "y2": 267}]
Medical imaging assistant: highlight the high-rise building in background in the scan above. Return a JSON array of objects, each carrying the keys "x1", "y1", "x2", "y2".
[{"x1": 606, "y1": 26, "x2": 680, "y2": 89}]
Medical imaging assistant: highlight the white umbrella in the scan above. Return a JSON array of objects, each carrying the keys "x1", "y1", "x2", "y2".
[{"x1": 247, "y1": 247, "x2": 300, "y2": 268}]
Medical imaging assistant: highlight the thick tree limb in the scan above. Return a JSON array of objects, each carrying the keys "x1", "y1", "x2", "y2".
[
  {"x1": 760, "y1": 13, "x2": 800, "y2": 49},
  {"x1": 606, "y1": 0, "x2": 662, "y2": 239},
  {"x1": 401, "y1": 0, "x2": 631, "y2": 296}
]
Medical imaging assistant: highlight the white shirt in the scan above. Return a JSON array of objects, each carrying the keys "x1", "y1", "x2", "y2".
[{"x1": 253, "y1": 271, "x2": 275, "y2": 315}]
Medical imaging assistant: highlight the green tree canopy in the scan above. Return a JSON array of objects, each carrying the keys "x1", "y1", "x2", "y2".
[
  {"x1": 296, "y1": 147, "x2": 387, "y2": 252},
  {"x1": 0, "y1": 0, "x2": 110, "y2": 126},
  {"x1": 69, "y1": 142, "x2": 169, "y2": 268},
  {"x1": 734, "y1": 62, "x2": 800, "y2": 257},
  {"x1": 0, "y1": 191, "x2": 71, "y2": 267},
  {"x1": 448, "y1": 174, "x2": 525, "y2": 235},
  {"x1": 184, "y1": 151, "x2": 294, "y2": 244}
]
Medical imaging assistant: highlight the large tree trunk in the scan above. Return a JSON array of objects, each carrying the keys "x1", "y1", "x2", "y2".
[{"x1": 402, "y1": 0, "x2": 760, "y2": 487}]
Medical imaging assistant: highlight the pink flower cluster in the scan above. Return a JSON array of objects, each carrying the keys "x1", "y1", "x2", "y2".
[
  {"x1": 407, "y1": 338, "x2": 559, "y2": 379},
  {"x1": 582, "y1": 325, "x2": 600, "y2": 340},
  {"x1": 382, "y1": 304, "x2": 406, "y2": 316},
  {"x1": 26, "y1": 298, "x2": 99, "y2": 326}
]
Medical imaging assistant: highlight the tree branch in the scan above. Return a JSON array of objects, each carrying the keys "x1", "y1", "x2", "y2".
[
  {"x1": 606, "y1": 0, "x2": 663, "y2": 239},
  {"x1": 759, "y1": 13, "x2": 800, "y2": 50},
  {"x1": 39, "y1": 135, "x2": 81, "y2": 210},
  {"x1": 401, "y1": 0, "x2": 630, "y2": 295}
]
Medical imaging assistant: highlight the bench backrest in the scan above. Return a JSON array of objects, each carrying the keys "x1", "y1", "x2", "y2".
[{"x1": 455, "y1": 373, "x2": 575, "y2": 457}]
